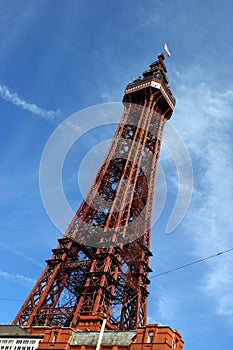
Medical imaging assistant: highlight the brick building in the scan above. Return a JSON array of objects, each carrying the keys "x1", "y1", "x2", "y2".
[{"x1": 26, "y1": 324, "x2": 183, "y2": 350}]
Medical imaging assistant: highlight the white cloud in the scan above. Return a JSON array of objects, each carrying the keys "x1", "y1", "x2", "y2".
[
  {"x1": 100, "y1": 90, "x2": 115, "y2": 103},
  {"x1": 156, "y1": 296, "x2": 175, "y2": 324},
  {"x1": 0, "y1": 242, "x2": 44, "y2": 268},
  {"x1": 0, "y1": 270, "x2": 36, "y2": 287},
  {"x1": 0, "y1": 82, "x2": 62, "y2": 119},
  {"x1": 172, "y1": 67, "x2": 233, "y2": 323},
  {"x1": 201, "y1": 254, "x2": 233, "y2": 322}
]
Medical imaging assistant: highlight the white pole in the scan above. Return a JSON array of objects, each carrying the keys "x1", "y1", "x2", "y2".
[{"x1": 96, "y1": 318, "x2": 107, "y2": 350}]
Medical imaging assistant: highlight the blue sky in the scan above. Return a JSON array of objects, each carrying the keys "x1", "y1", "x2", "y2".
[{"x1": 0, "y1": 1, "x2": 233, "y2": 349}]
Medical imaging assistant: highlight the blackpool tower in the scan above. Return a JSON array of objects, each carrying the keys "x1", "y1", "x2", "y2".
[{"x1": 13, "y1": 53, "x2": 183, "y2": 349}]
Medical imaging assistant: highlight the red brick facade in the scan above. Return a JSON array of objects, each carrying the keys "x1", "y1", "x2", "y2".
[{"x1": 26, "y1": 324, "x2": 184, "y2": 350}]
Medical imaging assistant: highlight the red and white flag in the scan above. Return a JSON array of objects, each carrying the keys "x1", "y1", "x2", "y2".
[{"x1": 164, "y1": 42, "x2": 171, "y2": 58}]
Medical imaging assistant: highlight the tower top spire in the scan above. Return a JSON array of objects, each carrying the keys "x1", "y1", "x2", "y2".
[
  {"x1": 148, "y1": 52, "x2": 167, "y2": 78},
  {"x1": 127, "y1": 52, "x2": 169, "y2": 90},
  {"x1": 158, "y1": 52, "x2": 165, "y2": 61},
  {"x1": 126, "y1": 52, "x2": 175, "y2": 109}
]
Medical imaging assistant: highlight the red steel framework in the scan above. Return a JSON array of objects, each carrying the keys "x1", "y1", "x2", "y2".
[{"x1": 13, "y1": 53, "x2": 175, "y2": 331}]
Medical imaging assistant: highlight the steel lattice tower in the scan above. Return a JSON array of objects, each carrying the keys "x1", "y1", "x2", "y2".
[{"x1": 13, "y1": 53, "x2": 175, "y2": 331}]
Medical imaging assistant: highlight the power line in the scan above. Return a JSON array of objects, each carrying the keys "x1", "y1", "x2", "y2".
[
  {"x1": 0, "y1": 248, "x2": 233, "y2": 302},
  {"x1": 151, "y1": 247, "x2": 233, "y2": 279}
]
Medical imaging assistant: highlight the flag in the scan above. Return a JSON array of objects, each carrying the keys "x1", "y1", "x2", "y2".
[{"x1": 164, "y1": 42, "x2": 171, "y2": 58}]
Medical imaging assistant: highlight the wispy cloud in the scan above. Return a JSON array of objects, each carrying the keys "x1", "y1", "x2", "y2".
[
  {"x1": 156, "y1": 295, "x2": 176, "y2": 324},
  {"x1": 172, "y1": 66, "x2": 233, "y2": 323},
  {"x1": 0, "y1": 270, "x2": 36, "y2": 287},
  {"x1": 203, "y1": 254, "x2": 233, "y2": 319},
  {"x1": 0, "y1": 82, "x2": 62, "y2": 119},
  {"x1": 0, "y1": 242, "x2": 44, "y2": 268}
]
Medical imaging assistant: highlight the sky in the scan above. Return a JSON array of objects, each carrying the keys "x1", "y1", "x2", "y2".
[{"x1": 0, "y1": 0, "x2": 233, "y2": 349}]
